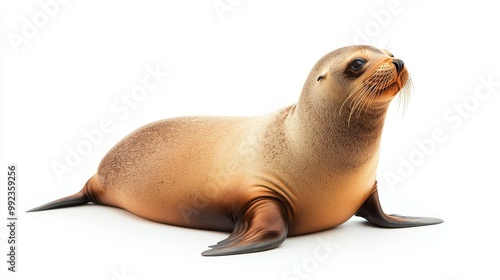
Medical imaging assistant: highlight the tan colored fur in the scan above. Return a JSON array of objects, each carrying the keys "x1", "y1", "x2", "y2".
[{"x1": 84, "y1": 45, "x2": 408, "y2": 236}]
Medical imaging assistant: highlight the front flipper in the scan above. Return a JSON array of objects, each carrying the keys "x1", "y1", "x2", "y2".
[
  {"x1": 355, "y1": 187, "x2": 443, "y2": 228},
  {"x1": 202, "y1": 198, "x2": 288, "y2": 256}
]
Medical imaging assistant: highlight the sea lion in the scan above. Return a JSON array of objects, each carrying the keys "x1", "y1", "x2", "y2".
[{"x1": 28, "y1": 45, "x2": 443, "y2": 256}]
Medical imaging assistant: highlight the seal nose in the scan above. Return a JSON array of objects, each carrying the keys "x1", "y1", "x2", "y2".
[{"x1": 392, "y1": 59, "x2": 404, "y2": 74}]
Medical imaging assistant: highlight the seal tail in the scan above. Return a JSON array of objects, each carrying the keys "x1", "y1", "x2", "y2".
[{"x1": 27, "y1": 178, "x2": 95, "y2": 213}]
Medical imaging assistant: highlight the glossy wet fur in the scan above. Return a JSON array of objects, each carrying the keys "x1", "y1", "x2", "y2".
[{"x1": 28, "y1": 45, "x2": 442, "y2": 256}]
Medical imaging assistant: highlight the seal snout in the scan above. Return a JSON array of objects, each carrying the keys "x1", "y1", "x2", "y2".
[{"x1": 392, "y1": 59, "x2": 404, "y2": 74}]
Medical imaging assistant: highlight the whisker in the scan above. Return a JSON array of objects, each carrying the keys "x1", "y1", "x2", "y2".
[
  {"x1": 340, "y1": 82, "x2": 366, "y2": 117},
  {"x1": 352, "y1": 84, "x2": 372, "y2": 121},
  {"x1": 364, "y1": 72, "x2": 388, "y2": 113},
  {"x1": 346, "y1": 83, "x2": 370, "y2": 125},
  {"x1": 384, "y1": 42, "x2": 391, "y2": 53},
  {"x1": 396, "y1": 73, "x2": 412, "y2": 116},
  {"x1": 348, "y1": 83, "x2": 372, "y2": 125}
]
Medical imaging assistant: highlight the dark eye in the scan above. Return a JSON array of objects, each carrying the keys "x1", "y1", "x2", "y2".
[{"x1": 349, "y1": 59, "x2": 365, "y2": 72}]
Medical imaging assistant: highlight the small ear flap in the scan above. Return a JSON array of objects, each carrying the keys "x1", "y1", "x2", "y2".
[{"x1": 316, "y1": 71, "x2": 328, "y2": 81}]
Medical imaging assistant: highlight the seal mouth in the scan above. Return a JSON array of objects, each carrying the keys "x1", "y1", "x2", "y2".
[
  {"x1": 340, "y1": 61, "x2": 412, "y2": 123},
  {"x1": 365, "y1": 62, "x2": 408, "y2": 96},
  {"x1": 384, "y1": 68, "x2": 409, "y2": 95}
]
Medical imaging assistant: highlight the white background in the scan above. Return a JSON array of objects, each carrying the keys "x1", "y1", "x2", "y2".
[{"x1": 1, "y1": 1, "x2": 499, "y2": 279}]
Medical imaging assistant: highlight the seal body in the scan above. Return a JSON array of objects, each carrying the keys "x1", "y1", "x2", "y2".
[
  {"x1": 29, "y1": 45, "x2": 443, "y2": 256},
  {"x1": 92, "y1": 112, "x2": 377, "y2": 236}
]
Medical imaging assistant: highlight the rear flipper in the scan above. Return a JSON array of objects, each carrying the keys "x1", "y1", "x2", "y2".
[
  {"x1": 27, "y1": 188, "x2": 91, "y2": 212},
  {"x1": 202, "y1": 198, "x2": 288, "y2": 256},
  {"x1": 355, "y1": 186, "x2": 443, "y2": 228}
]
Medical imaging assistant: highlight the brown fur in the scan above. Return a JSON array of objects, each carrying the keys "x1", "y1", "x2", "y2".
[
  {"x1": 83, "y1": 45, "x2": 407, "y2": 235},
  {"x1": 30, "y1": 45, "x2": 432, "y2": 256}
]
